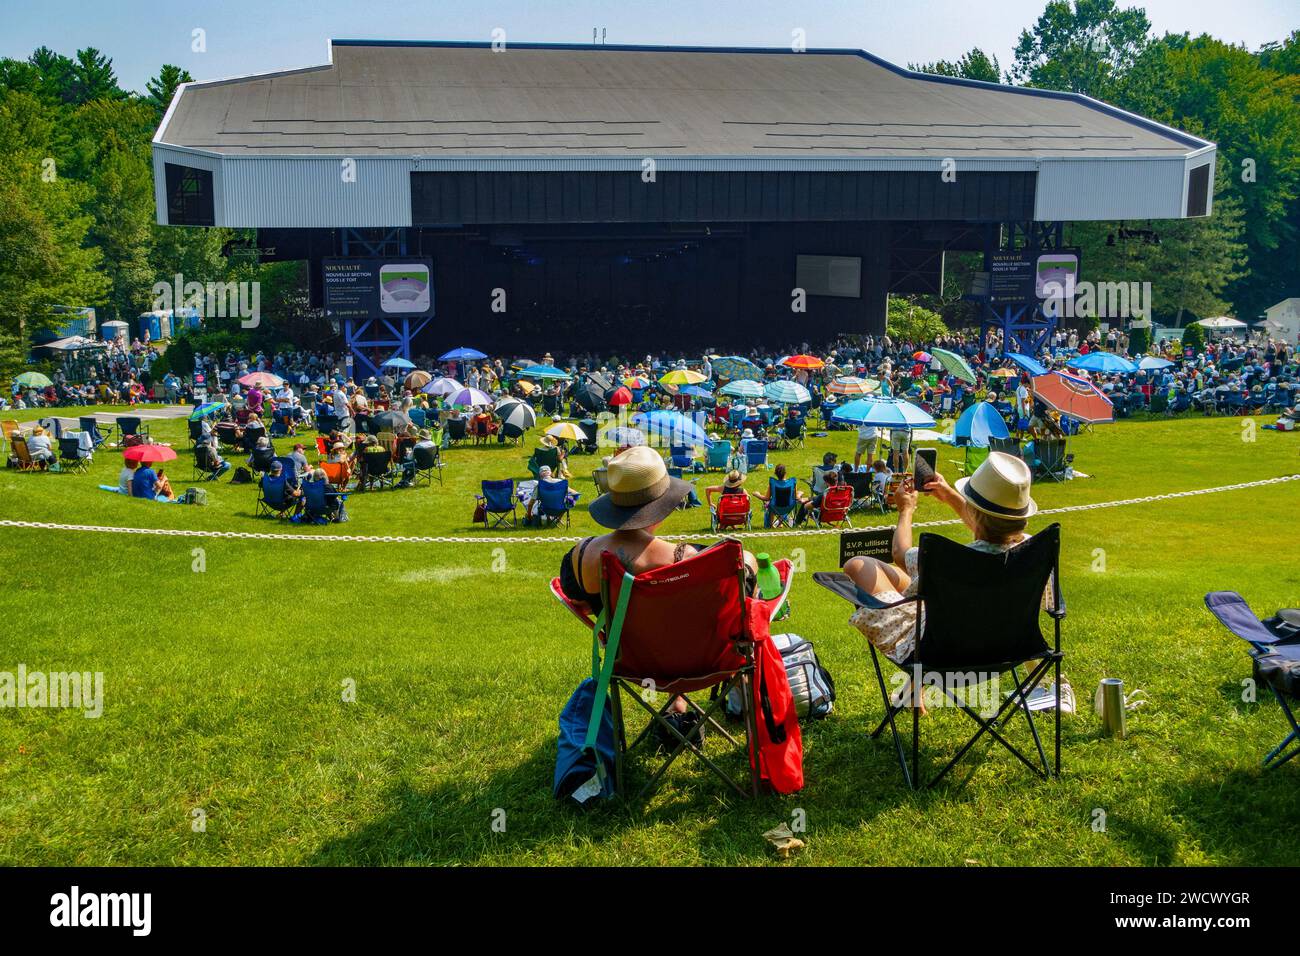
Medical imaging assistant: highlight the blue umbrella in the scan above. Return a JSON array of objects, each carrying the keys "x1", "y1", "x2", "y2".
[
  {"x1": 953, "y1": 402, "x2": 1010, "y2": 447},
  {"x1": 1138, "y1": 356, "x2": 1174, "y2": 371},
  {"x1": 188, "y1": 401, "x2": 225, "y2": 421},
  {"x1": 764, "y1": 381, "x2": 812, "y2": 405},
  {"x1": 1005, "y1": 352, "x2": 1050, "y2": 377},
  {"x1": 711, "y1": 356, "x2": 764, "y2": 382},
  {"x1": 1067, "y1": 352, "x2": 1137, "y2": 375},
  {"x1": 631, "y1": 410, "x2": 714, "y2": 447},
  {"x1": 517, "y1": 364, "x2": 572, "y2": 380},
  {"x1": 678, "y1": 385, "x2": 712, "y2": 398},
  {"x1": 719, "y1": 380, "x2": 764, "y2": 399},
  {"x1": 439, "y1": 347, "x2": 488, "y2": 362},
  {"x1": 832, "y1": 397, "x2": 936, "y2": 429},
  {"x1": 381, "y1": 357, "x2": 416, "y2": 370}
]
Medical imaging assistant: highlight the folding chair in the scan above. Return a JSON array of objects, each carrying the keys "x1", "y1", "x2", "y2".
[
  {"x1": 302, "y1": 477, "x2": 346, "y2": 524},
  {"x1": 711, "y1": 492, "x2": 752, "y2": 533},
  {"x1": 320, "y1": 460, "x2": 354, "y2": 492},
  {"x1": 528, "y1": 446, "x2": 561, "y2": 480},
  {"x1": 949, "y1": 444, "x2": 990, "y2": 478},
  {"x1": 193, "y1": 444, "x2": 223, "y2": 481},
  {"x1": 445, "y1": 418, "x2": 469, "y2": 446},
  {"x1": 411, "y1": 444, "x2": 443, "y2": 486},
  {"x1": 78, "y1": 417, "x2": 111, "y2": 450},
  {"x1": 1, "y1": 419, "x2": 21, "y2": 454},
  {"x1": 115, "y1": 416, "x2": 148, "y2": 445},
  {"x1": 988, "y1": 437, "x2": 1022, "y2": 459},
  {"x1": 814, "y1": 524, "x2": 1065, "y2": 790},
  {"x1": 536, "y1": 479, "x2": 574, "y2": 529},
  {"x1": 742, "y1": 439, "x2": 768, "y2": 470},
  {"x1": 360, "y1": 447, "x2": 396, "y2": 490},
  {"x1": 1034, "y1": 438, "x2": 1069, "y2": 483},
  {"x1": 476, "y1": 479, "x2": 517, "y2": 528},
  {"x1": 774, "y1": 417, "x2": 805, "y2": 450},
  {"x1": 10, "y1": 436, "x2": 42, "y2": 471},
  {"x1": 843, "y1": 471, "x2": 878, "y2": 513},
  {"x1": 764, "y1": 477, "x2": 799, "y2": 529},
  {"x1": 1205, "y1": 591, "x2": 1300, "y2": 770},
  {"x1": 255, "y1": 474, "x2": 297, "y2": 519},
  {"x1": 813, "y1": 484, "x2": 854, "y2": 528},
  {"x1": 58, "y1": 436, "x2": 91, "y2": 474},
  {"x1": 705, "y1": 441, "x2": 733, "y2": 471},
  {"x1": 549, "y1": 539, "x2": 794, "y2": 800}
]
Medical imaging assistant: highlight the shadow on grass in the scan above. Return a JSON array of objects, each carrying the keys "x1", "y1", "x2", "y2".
[{"x1": 1150, "y1": 766, "x2": 1300, "y2": 866}]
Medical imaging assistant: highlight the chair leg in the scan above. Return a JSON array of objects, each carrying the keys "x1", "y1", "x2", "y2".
[
  {"x1": 1264, "y1": 688, "x2": 1300, "y2": 770},
  {"x1": 868, "y1": 648, "x2": 913, "y2": 789}
]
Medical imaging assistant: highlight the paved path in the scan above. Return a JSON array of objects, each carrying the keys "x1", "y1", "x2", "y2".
[{"x1": 19, "y1": 406, "x2": 193, "y2": 433}]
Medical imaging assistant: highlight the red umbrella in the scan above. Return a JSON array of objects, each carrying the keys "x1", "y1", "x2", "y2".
[
  {"x1": 123, "y1": 444, "x2": 178, "y2": 463},
  {"x1": 780, "y1": 354, "x2": 825, "y2": 370},
  {"x1": 607, "y1": 386, "x2": 633, "y2": 406},
  {"x1": 1032, "y1": 372, "x2": 1114, "y2": 424}
]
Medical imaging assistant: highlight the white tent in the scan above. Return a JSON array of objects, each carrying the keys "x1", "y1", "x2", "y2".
[{"x1": 1195, "y1": 316, "x2": 1247, "y2": 330}]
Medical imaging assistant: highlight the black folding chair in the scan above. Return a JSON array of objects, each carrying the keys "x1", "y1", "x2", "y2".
[
  {"x1": 1034, "y1": 438, "x2": 1069, "y2": 482},
  {"x1": 814, "y1": 524, "x2": 1065, "y2": 790},
  {"x1": 58, "y1": 436, "x2": 91, "y2": 474},
  {"x1": 1205, "y1": 591, "x2": 1300, "y2": 770},
  {"x1": 115, "y1": 416, "x2": 148, "y2": 445},
  {"x1": 411, "y1": 444, "x2": 443, "y2": 486},
  {"x1": 360, "y1": 448, "x2": 396, "y2": 490},
  {"x1": 988, "y1": 437, "x2": 1022, "y2": 459}
]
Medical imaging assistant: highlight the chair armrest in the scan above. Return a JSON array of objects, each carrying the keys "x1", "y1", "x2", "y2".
[
  {"x1": 858, "y1": 592, "x2": 920, "y2": 611},
  {"x1": 1047, "y1": 593, "x2": 1067, "y2": 620}
]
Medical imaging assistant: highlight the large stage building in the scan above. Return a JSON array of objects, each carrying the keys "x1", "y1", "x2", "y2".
[{"x1": 152, "y1": 40, "x2": 1216, "y2": 374}]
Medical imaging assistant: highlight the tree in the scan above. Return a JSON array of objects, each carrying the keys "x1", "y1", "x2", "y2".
[
  {"x1": 24, "y1": 46, "x2": 75, "y2": 104},
  {"x1": 1181, "y1": 321, "x2": 1206, "y2": 354},
  {"x1": 67, "y1": 48, "x2": 122, "y2": 105},
  {"x1": 886, "y1": 297, "x2": 949, "y2": 342},
  {"x1": 1127, "y1": 324, "x2": 1149, "y2": 356},
  {"x1": 911, "y1": 48, "x2": 1002, "y2": 83},
  {"x1": 1009, "y1": 0, "x2": 1151, "y2": 97},
  {"x1": 145, "y1": 65, "x2": 193, "y2": 118}
]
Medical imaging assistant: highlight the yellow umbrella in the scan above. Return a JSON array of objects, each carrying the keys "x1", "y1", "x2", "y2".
[
  {"x1": 658, "y1": 369, "x2": 707, "y2": 386},
  {"x1": 545, "y1": 421, "x2": 589, "y2": 441},
  {"x1": 515, "y1": 380, "x2": 538, "y2": 395},
  {"x1": 989, "y1": 368, "x2": 1019, "y2": 379}
]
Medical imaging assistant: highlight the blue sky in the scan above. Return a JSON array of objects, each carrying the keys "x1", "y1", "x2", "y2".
[{"x1": 1, "y1": 0, "x2": 1295, "y2": 93}]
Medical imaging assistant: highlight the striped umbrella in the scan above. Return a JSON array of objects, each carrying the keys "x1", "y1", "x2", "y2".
[
  {"x1": 711, "y1": 356, "x2": 764, "y2": 381},
  {"x1": 1032, "y1": 372, "x2": 1115, "y2": 424},
  {"x1": 422, "y1": 377, "x2": 462, "y2": 396},
  {"x1": 764, "y1": 381, "x2": 812, "y2": 405},
  {"x1": 780, "y1": 354, "x2": 825, "y2": 370},
  {"x1": 827, "y1": 376, "x2": 879, "y2": 396},
  {"x1": 518, "y1": 365, "x2": 571, "y2": 380},
  {"x1": 447, "y1": 387, "x2": 494, "y2": 407},
  {"x1": 404, "y1": 370, "x2": 432, "y2": 390},
  {"x1": 495, "y1": 397, "x2": 536, "y2": 426},
  {"x1": 188, "y1": 402, "x2": 225, "y2": 421},
  {"x1": 15, "y1": 372, "x2": 52, "y2": 388},
  {"x1": 931, "y1": 348, "x2": 978, "y2": 384},
  {"x1": 831, "y1": 397, "x2": 936, "y2": 429},
  {"x1": 719, "y1": 379, "x2": 765, "y2": 399}
]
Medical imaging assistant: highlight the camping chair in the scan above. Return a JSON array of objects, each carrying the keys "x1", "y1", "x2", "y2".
[
  {"x1": 255, "y1": 473, "x2": 298, "y2": 519},
  {"x1": 528, "y1": 446, "x2": 561, "y2": 480},
  {"x1": 79, "y1": 417, "x2": 111, "y2": 449},
  {"x1": 11, "y1": 436, "x2": 42, "y2": 472},
  {"x1": 187, "y1": 419, "x2": 206, "y2": 446},
  {"x1": 408, "y1": 407, "x2": 427, "y2": 428},
  {"x1": 764, "y1": 477, "x2": 800, "y2": 529},
  {"x1": 360, "y1": 447, "x2": 396, "y2": 491},
  {"x1": 1205, "y1": 591, "x2": 1300, "y2": 770},
  {"x1": 320, "y1": 460, "x2": 353, "y2": 492},
  {"x1": 411, "y1": 444, "x2": 443, "y2": 486},
  {"x1": 727, "y1": 407, "x2": 746, "y2": 433},
  {"x1": 949, "y1": 444, "x2": 990, "y2": 478},
  {"x1": 58, "y1": 435, "x2": 91, "y2": 474},
  {"x1": 669, "y1": 445, "x2": 696, "y2": 470},
  {"x1": 804, "y1": 464, "x2": 832, "y2": 498},
  {"x1": 711, "y1": 492, "x2": 752, "y2": 533},
  {"x1": 193, "y1": 444, "x2": 223, "y2": 481},
  {"x1": 537, "y1": 479, "x2": 574, "y2": 529},
  {"x1": 273, "y1": 455, "x2": 301, "y2": 490},
  {"x1": 1, "y1": 419, "x2": 21, "y2": 454},
  {"x1": 476, "y1": 479, "x2": 517, "y2": 528},
  {"x1": 115, "y1": 416, "x2": 148, "y2": 445},
  {"x1": 705, "y1": 441, "x2": 732, "y2": 471},
  {"x1": 249, "y1": 445, "x2": 277, "y2": 475},
  {"x1": 742, "y1": 439, "x2": 768, "y2": 470},
  {"x1": 988, "y1": 437, "x2": 1022, "y2": 459},
  {"x1": 314, "y1": 436, "x2": 330, "y2": 457},
  {"x1": 549, "y1": 539, "x2": 795, "y2": 800},
  {"x1": 1034, "y1": 438, "x2": 1069, "y2": 483},
  {"x1": 774, "y1": 416, "x2": 805, "y2": 450},
  {"x1": 446, "y1": 418, "x2": 469, "y2": 446},
  {"x1": 813, "y1": 484, "x2": 854, "y2": 529},
  {"x1": 592, "y1": 467, "x2": 610, "y2": 494},
  {"x1": 813, "y1": 525, "x2": 1064, "y2": 790},
  {"x1": 843, "y1": 471, "x2": 879, "y2": 513},
  {"x1": 302, "y1": 477, "x2": 346, "y2": 523}
]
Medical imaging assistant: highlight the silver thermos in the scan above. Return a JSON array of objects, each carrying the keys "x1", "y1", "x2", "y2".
[{"x1": 1095, "y1": 678, "x2": 1127, "y2": 738}]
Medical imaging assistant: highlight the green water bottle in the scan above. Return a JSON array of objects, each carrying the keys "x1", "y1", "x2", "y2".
[{"x1": 755, "y1": 553, "x2": 789, "y2": 620}]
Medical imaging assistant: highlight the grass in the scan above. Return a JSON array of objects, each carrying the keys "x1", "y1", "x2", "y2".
[{"x1": 0, "y1": 405, "x2": 1297, "y2": 866}]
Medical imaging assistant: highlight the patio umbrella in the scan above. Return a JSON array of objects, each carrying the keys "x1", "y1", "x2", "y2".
[
  {"x1": 827, "y1": 376, "x2": 880, "y2": 396},
  {"x1": 831, "y1": 397, "x2": 936, "y2": 429},
  {"x1": 607, "y1": 386, "x2": 633, "y2": 406},
  {"x1": 719, "y1": 379, "x2": 765, "y2": 399},
  {"x1": 440, "y1": 347, "x2": 488, "y2": 361},
  {"x1": 404, "y1": 370, "x2": 432, "y2": 390},
  {"x1": 912, "y1": 351, "x2": 934, "y2": 363},
  {"x1": 122, "y1": 444, "x2": 177, "y2": 463},
  {"x1": 518, "y1": 364, "x2": 572, "y2": 380},
  {"x1": 1032, "y1": 372, "x2": 1115, "y2": 424},
  {"x1": 1196, "y1": 317, "x2": 1246, "y2": 330},
  {"x1": 711, "y1": 356, "x2": 763, "y2": 381},
  {"x1": 14, "y1": 372, "x2": 52, "y2": 388},
  {"x1": 1138, "y1": 356, "x2": 1174, "y2": 371},
  {"x1": 584, "y1": 371, "x2": 614, "y2": 393},
  {"x1": 599, "y1": 425, "x2": 648, "y2": 450},
  {"x1": 495, "y1": 399, "x2": 537, "y2": 434},
  {"x1": 1005, "y1": 352, "x2": 1050, "y2": 377},
  {"x1": 570, "y1": 380, "x2": 607, "y2": 413},
  {"x1": 622, "y1": 375, "x2": 651, "y2": 389},
  {"x1": 781, "y1": 354, "x2": 825, "y2": 370},
  {"x1": 953, "y1": 402, "x2": 1010, "y2": 447},
  {"x1": 632, "y1": 410, "x2": 713, "y2": 447},
  {"x1": 370, "y1": 410, "x2": 411, "y2": 433},
  {"x1": 188, "y1": 402, "x2": 225, "y2": 421},
  {"x1": 658, "y1": 368, "x2": 707, "y2": 386},
  {"x1": 1067, "y1": 352, "x2": 1137, "y2": 375},
  {"x1": 546, "y1": 422, "x2": 589, "y2": 442},
  {"x1": 931, "y1": 347, "x2": 978, "y2": 384},
  {"x1": 238, "y1": 371, "x2": 284, "y2": 389},
  {"x1": 764, "y1": 381, "x2": 812, "y2": 405},
  {"x1": 422, "y1": 377, "x2": 462, "y2": 396},
  {"x1": 447, "y1": 387, "x2": 494, "y2": 408},
  {"x1": 989, "y1": 368, "x2": 1020, "y2": 379},
  {"x1": 510, "y1": 359, "x2": 538, "y2": 369},
  {"x1": 678, "y1": 384, "x2": 713, "y2": 398},
  {"x1": 381, "y1": 357, "x2": 416, "y2": 370}
]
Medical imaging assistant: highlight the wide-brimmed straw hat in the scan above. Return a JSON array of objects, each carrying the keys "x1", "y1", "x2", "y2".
[
  {"x1": 723, "y1": 469, "x2": 745, "y2": 489},
  {"x1": 539, "y1": 434, "x2": 559, "y2": 448},
  {"x1": 955, "y1": 452, "x2": 1038, "y2": 520},
  {"x1": 588, "y1": 446, "x2": 691, "y2": 531}
]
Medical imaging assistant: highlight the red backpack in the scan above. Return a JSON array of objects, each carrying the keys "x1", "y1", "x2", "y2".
[{"x1": 744, "y1": 598, "x2": 804, "y2": 794}]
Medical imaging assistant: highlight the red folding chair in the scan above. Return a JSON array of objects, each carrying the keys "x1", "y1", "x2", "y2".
[
  {"x1": 711, "y1": 491, "x2": 752, "y2": 533},
  {"x1": 550, "y1": 539, "x2": 794, "y2": 800},
  {"x1": 814, "y1": 484, "x2": 854, "y2": 528}
]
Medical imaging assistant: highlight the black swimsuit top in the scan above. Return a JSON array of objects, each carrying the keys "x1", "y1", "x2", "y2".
[{"x1": 559, "y1": 537, "x2": 603, "y2": 616}]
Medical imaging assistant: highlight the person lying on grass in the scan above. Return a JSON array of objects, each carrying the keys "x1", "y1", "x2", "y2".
[{"x1": 840, "y1": 452, "x2": 1055, "y2": 712}]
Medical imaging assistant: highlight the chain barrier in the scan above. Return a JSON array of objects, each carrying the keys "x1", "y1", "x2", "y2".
[{"x1": 1, "y1": 474, "x2": 1295, "y2": 546}]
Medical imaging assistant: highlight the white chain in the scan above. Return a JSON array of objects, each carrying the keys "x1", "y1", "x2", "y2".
[{"x1": 1, "y1": 474, "x2": 1295, "y2": 545}]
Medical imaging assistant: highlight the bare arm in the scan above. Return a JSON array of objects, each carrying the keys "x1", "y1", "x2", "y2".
[
  {"x1": 892, "y1": 479, "x2": 917, "y2": 567},
  {"x1": 924, "y1": 473, "x2": 977, "y2": 534}
]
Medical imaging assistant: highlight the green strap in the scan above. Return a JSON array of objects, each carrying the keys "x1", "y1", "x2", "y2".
[{"x1": 583, "y1": 572, "x2": 634, "y2": 755}]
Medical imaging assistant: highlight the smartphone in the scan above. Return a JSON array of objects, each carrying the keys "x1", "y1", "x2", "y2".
[{"x1": 914, "y1": 447, "x2": 938, "y2": 489}]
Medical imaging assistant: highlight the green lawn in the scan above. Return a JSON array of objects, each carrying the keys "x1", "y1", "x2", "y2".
[{"x1": 0, "y1": 406, "x2": 1297, "y2": 865}]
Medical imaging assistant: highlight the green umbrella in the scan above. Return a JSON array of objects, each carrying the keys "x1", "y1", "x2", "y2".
[
  {"x1": 15, "y1": 372, "x2": 52, "y2": 388},
  {"x1": 931, "y1": 348, "x2": 978, "y2": 385}
]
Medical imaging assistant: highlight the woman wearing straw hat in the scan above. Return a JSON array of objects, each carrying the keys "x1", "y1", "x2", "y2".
[{"x1": 841, "y1": 452, "x2": 1056, "y2": 683}]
